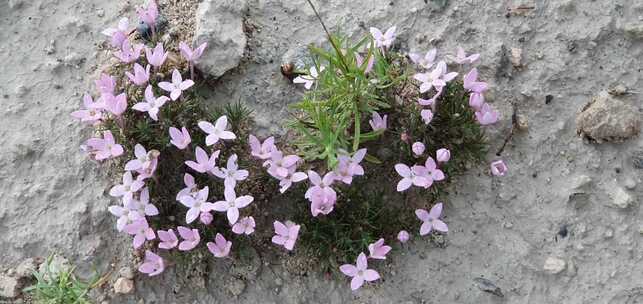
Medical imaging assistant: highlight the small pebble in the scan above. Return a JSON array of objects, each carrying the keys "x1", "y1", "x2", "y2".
[{"x1": 543, "y1": 257, "x2": 566, "y2": 274}]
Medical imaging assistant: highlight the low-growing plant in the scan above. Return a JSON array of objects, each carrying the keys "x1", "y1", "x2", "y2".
[{"x1": 70, "y1": 0, "x2": 508, "y2": 293}]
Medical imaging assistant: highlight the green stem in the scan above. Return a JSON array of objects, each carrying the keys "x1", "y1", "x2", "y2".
[{"x1": 305, "y1": 0, "x2": 349, "y2": 71}]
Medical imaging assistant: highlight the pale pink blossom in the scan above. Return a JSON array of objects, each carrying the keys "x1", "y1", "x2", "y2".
[
  {"x1": 293, "y1": 66, "x2": 324, "y2": 90},
  {"x1": 71, "y1": 94, "x2": 104, "y2": 125},
  {"x1": 232, "y1": 216, "x2": 255, "y2": 235},
  {"x1": 416, "y1": 202, "x2": 448, "y2": 235},
  {"x1": 469, "y1": 92, "x2": 485, "y2": 110},
  {"x1": 138, "y1": 250, "x2": 164, "y2": 276},
  {"x1": 436, "y1": 148, "x2": 450, "y2": 163},
  {"x1": 101, "y1": 17, "x2": 129, "y2": 48},
  {"x1": 339, "y1": 252, "x2": 380, "y2": 291},
  {"x1": 334, "y1": 149, "x2": 366, "y2": 185},
  {"x1": 176, "y1": 173, "x2": 198, "y2": 201},
  {"x1": 108, "y1": 203, "x2": 142, "y2": 232},
  {"x1": 266, "y1": 150, "x2": 300, "y2": 179},
  {"x1": 248, "y1": 135, "x2": 276, "y2": 159},
  {"x1": 95, "y1": 73, "x2": 116, "y2": 95},
  {"x1": 305, "y1": 171, "x2": 336, "y2": 202},
  {"x1": 84, "y1": 130, "x2": 124, "y2": 160},
  {"x1": 124, "y1": 218, "x2": 156, "y2": 249},
  {"x1": 454, "y1": 46, "x2": 480, "y2": 65},
  {"x1": 169, "y1": 126, "x2": 191, "y2": 149},
  {"x1": 368, "y1": 238, "x2": 391, "y2": 260},
  {"x1": 369, "y1": 112, "x2": 387, "y2": 131},
  {"x1": 212, "y1": 154, "x2": 249, "y2": 189},
  {"x1": 179, "y1": 41, "x2": 207, "y2": 63},
  {"x1": 125, "y1": 63, "x2": 151, "y2": 86},
  {"x1": 135, "y1": 156, "x2": 158, "y2": 181},
  {"x1": 355, "y1": 52, "x2": 375, "y2": 74},
  {"x1": 177, "y1": 226, "x2": 200, "y2": 251},
  {"x1": 109, "y1": 171, "x2": 144, "y2": 204},
  {"x1": 114, "y1": 40, "x2": 143, "y2": 64},
  {"x1": 184, "y1": 146, "x2": 219, "y2": 174},
  {"x1": 212, "y1": 187, "x2": 253, "y2": 225},
  {"x1": 136, "y1": 1, "x2": 158, "y2": 28},
  {"x1": 198, "y1": 116, "x2": 236, "y2": 146},
  {"x1": 129, "y1": 187, "x2": 159, "y2": 217},
  {"x1": 207, "y1": 233, "x2": 232, "y2": 258},
  {"x1": 104, "y1": 93, "x2": 128, "y2": 116},
  {"x1": 158, "y1": 69, "x2": 194, "y2": 101},
  {"x1": 412, "y1": 142, "x2": 425, "y2": 156},
  {"x1": 397, "y1": 230, "x2": 410, "y2": 243},
  {"x1": 414, "y1": 61, "x2": 458, "y2": 93},
  {"x1": 272, "y1": 220, "x2": 300, "y2": 251},
  {"x1": 409, "y1": 48, "x2": 437, "y2": 69},
  {"x1": 125, "y1": 144, "x2": 157, "y2": 172},
  {"x1": 179, "y1": 186, "x2": 216, "y2": 224},
  {"x1": 421, "y1": 109, "x2": 434, "y2": 125},
  {"x1": 475, "y1": 103, "x2": 499, "y2": 125},
  {"x1": 277, "y1": 168, "x2": 308, "y2": 193},
  {"x1": 132, "y1": 85, "x2": 169, "y2": 121},
  {"x1": 145, "y1": 43, "x2": 168, "y2": 68},
  {"x1": 200, "y1": 211, "x2": 213, "y2": 225},
  {"x1": 490, "y1": 160, "x2": 508, "y2": 176},
  {"x1": 310, "y1": 195, "x2": 336, "y2": 217},
  {"x1": 463, "y1": 68, "x2": 488, "y2": 93},
  {"x1": 157, "y1": 229, "x2": 178, "y2": 250},
  {"x1": 424, "y1": 157, "x2": 445, "y2": 184},
  {"x1": 395, "y1": 164, "x2": 429, "y2": 191},
  {"x1": 370, "y1": 26, "x2": 396, "y2": 49},
  {"x1": 417, "y1": 97, "x2": 434, "y2": 107}
]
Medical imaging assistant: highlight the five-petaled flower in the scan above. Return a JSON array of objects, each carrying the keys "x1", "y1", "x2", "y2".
[
  {"x1": 84, "y1": 130, "x2": 124, "y2": 160},
  {"x1": 368, "y1": 238, "x2": 391, "y2": 260},
  {"x1": 176, "y1": 173, "x2": 198, "y2": 201},
  {"x1": 179, "y1": 186, "x2": 216, "y2": 224},
  {"x1": 102, "y1": 17, "x2": 129, "y2": 48},
  {"x1": 232, "y1": 216, "x2": 256, "y2": 235},
  {"x1": 114, "y1": 41, "x2": 143, "y2": 64},
  {"x1": 158, "y1": 69, "x2": 194, "y2": 101},
  {"x1": 185, "y1": 146, "x2": 219, "y2": 174},
  {"x1": 177, "y1": 226, "x2": 200, "y2": 251},
  {"x1": 395, "y1": 163, "x2": 429, "y2": 191},
  {"x1": 369, "y1": 112, "x2": 387, "y2": 131},
  {"x1": 179, "y1": 41, "x2": 207, "y2": 63},
  {"x1": 137, "y1": 1, "x2": 158, "y2": 30},
  {"x1": 370, "y1": 26, "x2": 396, "y2": 49},
  {"x1": 453, "y1": 46, "x2": 480, "y2": 65},
  {"x1": 212, "y1": 187, "x2": 253, "y2": 225},
  {"x1": 145, "y1": 43, "x2": 168, "y2": 68},
  {"x1": 198, "y1": 116, "x2": 236, "y2": 146},
  {"x1": 339, "y1": 252, "x2": 381, "y2": 291},
  {"x1": 416, "y1": 202, "x2": 448, "y2": 235},
  {"x1": 169, "y1": 126, "x2": 191, "y2": 150},
  {"x1": 138, "y1": 250, "x2": 164, "y2": 276},
  {"x1": 213, "y1": 154, "x2": 249, "y2": 189},
  {"x1": 293, "y1": 66, "x2": 325, "y2": 90},
  {"x1": 108, "y1": 202, "x2": 141, "y2": 232},
  {"x1": 125, "y1": 63, "x2": 151, "y2": 86},
  {"x1": 409, "y1": 48, "x2": 437, "y2": 69},
  {"x1": 109, "y1": 171, "x2": 144, "y2": 204},
  {"x1": 157, "y1": 228, "x2": 178, "y2": 250},
  {"x1": 248, "y1": 135, "x2": 276, "y2": 160},
  {"x1": 104, "y1": 93, "x2": 128, "y2": 117},
  {"x1": 333, "y1": 149, "x2": 366, "y2": 185},
  {"x1": 132, "y1": 85, "x2": 169, "y2": 121},
  {"x1": 272, "y1": 220, "x2": 300, "y2": 251},
  {"x1": 95, "y1": 73, "x2": 116, "y2": 96},
  {"x1": 71, "y1": 93, "x2": 104, "y2": 125},
  {"x1": 207, "y1": 233, "x2": 232, "y2": 258},
  {"x1": 266, "y1": 150, "x2": 300, "y2": 179},
  {"x1": 129, "y1": 187, "x2": 159, "y2": 217},
  {"x1": 413, "y1": 61, "x2": 458, "y2": 93},
  {"x1": 475, "y1": 103, "x2": 499, "y2": 125},
  {"x1": 124, "y1": 218, "x2": 156, "y2": 249},
  {"x1": 125, "y1": 144, "x2": 158, "y2": 172}
]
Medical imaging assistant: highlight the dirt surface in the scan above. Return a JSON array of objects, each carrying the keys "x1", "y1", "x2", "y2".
[{"x1": 1, "y1": 0, "x2": 642, "y2": 303}]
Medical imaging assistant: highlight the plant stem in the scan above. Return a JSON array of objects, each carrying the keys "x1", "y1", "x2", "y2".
[{"x1": 305, "y1": 0, "x2": 349, "y2": 71}]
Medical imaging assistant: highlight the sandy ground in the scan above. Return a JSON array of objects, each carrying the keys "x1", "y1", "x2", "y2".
[{"x1": 1, "y1": 0, "x2": 642, "y2": 303}]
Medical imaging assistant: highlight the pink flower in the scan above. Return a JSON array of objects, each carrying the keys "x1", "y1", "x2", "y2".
[
  {"x1": 469, "y1": 92, "x2": 485, "y2": 110},
  {"x1": 293, "y1": 66, "x2": 324, "y2": 90},
  {"x1": 277, "y1": 168, "x2": 308, "y2": 193},
  {"x1": 334, "y1": 149, "x2": 366, "y2": 185},
  {"x1": 104, "y1": 93, "x2": 128, "y2": 117},
  {"x1": 412, "y1": 142, "x2": 425, "y2": 156},
  {"x1": 272, "y1": 220, "x2": 300, "y2": 251},
  {"x1": 454, "y1": 46, "x2": 480, "y2": 65},
  {"x1": 136, "y1": 156, "x2": 158, "y2": 181},
  {"x1": 157, "y1": 229, "x2": 178, "y2": 250},
  {"x1": 198, "y1": 116, "x2": 236, "y2": 146},
  {"x1": 436, "y1": 148, "x2": 450, "y2": 163},
  {"x1": 101, "y1": 17, "x2": 129, "y2": 48},
  {"x1": 368, "y1": 238, "x2": 391, "y2": 260},
  {"x1": 212, "y1": 154, "x2": 249, "y2": 189},
  {"x1": 355, "y1": 52, "x2": 375, "y2": 74},
  {"x1": 370, "y1": 26, "x2": 396, "y2": 49},
  {"x1": 71, "y1": 94, "x2": 104, "y2": 125},
  {"x1": 212, "y1": 187, "x2": 253, "y2": 225},
  {"x1": 395, "y1": 164, "x2": 429, "y2": 191},
  {"x1": 463, "y1": 68, "x2": 488, "y2": 93},
  {"x1": 177, "y1": 226, "x2": 200, "y2": 251},
  {"x1": 421, "y1": 109, "x2": 434, "y2": 125},
  {"x1": 108, "y1": 203, "x2": 141, "y2": 232},
  {"x1": 129, "y1": 187, "x2": 159, "y2": 217},
  {"x1": 176, "y1": 173, "x2": 198, "y2": 201},
  {"x1": 158, "y1": 69, "x2": 194, "y2": 101},
  {"x1": 248, "y1": 135, "x2": 276, "y2": 159},
  {"x1": 266, "y1": 150, "x2": 300, "y2": 179},
  {"x1": 397, "y1": 230, "x2": 410, "y2": 243},
  {"x1": 232, "y1": 216, "x2": 256, "y2": 235},
  {"x1": 95, "y1": 73, "x2": 116, "y2": 96},
  {"x1": 414, "y1": 61, "x2": 458, "y2": 93},
  {"x1": 132, "y1": 85, "x2": 168, "y2": 121},
  {"x1": 179, "y1": 186, "x2": 215, "y2": 224},
  {"x1": 145, "y1": 43, "x2": 168, "y2": 68},
  {"x1": 109, "y1": 171, "x2": 144, "y2": 204},
  {"x1": 369, "y1": 112, "x2": 387, "y2": 131},
  {"x1": 490, "y1": 160, "x2": 508, "y2": 176},
  {"x1": 200, "y1": 211, "x2": 213, "y2": 225},
  {"x1": 310, "y1": 195, "x2": 336, "y2": 217},
  {"x1": 416, "y1": 203, "x2": 448, "y2": 235},
  {"x1": 424, "y1": 157, "x2": 445, "y2": 183},
  {"x1": 114, "y1": 40, "x2": 143, "y2": 64},
  {"x1": 339, "y1": 252, "x2": 380, "y2": 291},
  {"x1": 475, "y1": 103, "x2": 499, "y2": 125},
  {"x1": 124, "y1": 218, "x2": 156, "y2": 249},
  {"x1": 179, "y1": 41, "x2": 207, "y2": 63},
  {"x1": 418, "y1": 97, "x2": 434, "y2": 106},
  {"x1": 138, "y1": 250, "x2": 164, "y2": 277},
  {"x1": 409, "y1": 48, "x2": 437, "y2": 69},
  {"x1": 207, "y1": 233, "x2": 232, "y2": 258},
  {"x1": 125, "y1": 144, "x2": 157, "y2": 172},
  {"x1": 125, "y1": 63, "x2": 151, "y2": 86},
  {"x1": 184, "y1": 146, "x2": 219, "y2": 174},
  {"x1": 84, "y1": 130, "x2": 124, "y2": 160},
  {"x1": 137, "y1": 1, "x2": 158, "y2": 28},
  {"x1": 169, "y1": 126, "x2": 191, "y2": 150},
  {"x1": 305, "y1": 171, "x2": 336, "y2": 203}
]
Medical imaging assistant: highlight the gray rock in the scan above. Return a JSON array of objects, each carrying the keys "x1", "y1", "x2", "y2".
[
  {"x1": 473, "y1": 277, "x2": 504, "y2": 297},
  {"x1": 225, "y1": 277, "x2": 246, "y2": 297},
  {"x1": 194, "y1": 0, "x2": 247, "y2": 78},
  {"x1": 14, "y1": 258, "x2": 37, "y2": 279},
  {"x1": 118, "y1": 267, "x2": 135, "y2": 280},
  {"x1": 610, "y1": 187, "x2": 633, "y2": 209},
  {"x1": 576, "y1": 91, "x2": 640, "y2": 143},
  {"x1": 0, "y1": 275, "x2": 20, "y2": 298},
  {"x1": 113, "y1": 277, "x2": 134, "y2": 294},
  {"x1": 543, "y1": 257, "x2": 566, "y2": 274},
  {"x1": 622, "y1": 23, "x2": 643, "y2": 39}
]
